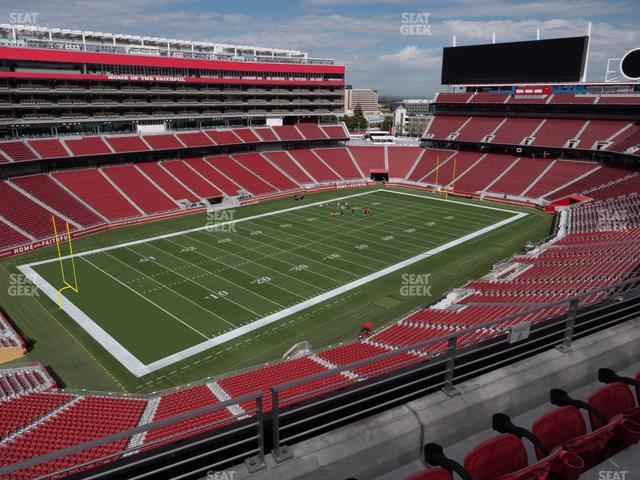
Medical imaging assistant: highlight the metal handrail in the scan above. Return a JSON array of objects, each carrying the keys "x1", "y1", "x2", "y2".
[{"x1": 268, "y1": 273, "x2": 640, "y2": 457}]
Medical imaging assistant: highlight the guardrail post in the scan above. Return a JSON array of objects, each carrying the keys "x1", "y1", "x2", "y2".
[
  {"x1": 270, "y1": 388, "x2": 293, "y2": 463},
  {"x1": 245, "y1": 394, "x2": 266, "y2": 473},
  {"x1": 441, "y1": 336, "x2": 461, "y2": 397},
  {"x1": 556, "y1": 298, "x2": 579, "y2": 353}
]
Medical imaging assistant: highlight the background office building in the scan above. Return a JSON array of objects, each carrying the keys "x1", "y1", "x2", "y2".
[{"x1": 344, "y1": 86, "x2": 379, "y2": 115}]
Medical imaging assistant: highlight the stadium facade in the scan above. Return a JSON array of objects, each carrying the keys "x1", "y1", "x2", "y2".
[{"x1": 0, "y1": 25, "x2": 345, "y2": 136}]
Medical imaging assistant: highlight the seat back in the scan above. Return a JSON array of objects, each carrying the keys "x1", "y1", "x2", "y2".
[
  {"x1": 405, "y1": 467, "x2": 453, "y2": 480},
  {"x1": 636, "y1": 371, "x2": 640, "y2": 404},
  {"x1": 463, "y1": 434, "x2": 528, "y2": 480},
  {"x1": 532, "y1": 406, "x2": 586, "y2": 459},
  {"x1": 588, "y1": 382, "x2": 636, "y2": 428}
]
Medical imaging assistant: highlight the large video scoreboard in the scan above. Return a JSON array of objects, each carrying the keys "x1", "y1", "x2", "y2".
[{"x1": 442, "y1": 36, "x2": 589, "y2": 85}]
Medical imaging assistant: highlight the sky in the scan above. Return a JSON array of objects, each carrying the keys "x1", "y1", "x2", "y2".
[{"x1": 1, "y1": 0, "x2": 638, "y2": 97}]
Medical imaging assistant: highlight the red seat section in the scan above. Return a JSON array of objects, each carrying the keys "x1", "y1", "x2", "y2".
[
  {"x1": 27, "y1": 139, "x2": 68, "y2": 159},
  {"x1": 469, "y1": 92, "x2": 509, "y2": 104},
  {"x1": 492, "y1": 118, "x2": 543, "y2": 145},
  {"x1": 205, "y1": 130, "x2": 243, "y2": 145},
  {"x1": 314, "y1": 148, "x2": 362, "y2": 180},
  {"x1": 435, "y1": 92, "x2": 472, "y2": 103},
  {"x1": 206, "y1": 156, "x2": 275, "y2": 196},
  {"x1": 598, "y1": 96, "x2": 640, "y2": 105},
  {"x1": 262, "y1": 151, "x2": 315, "y2": 184},
  {"x1": 0, "y1": 396, "x2": 146, "y2": 480},
  {"x1": 321, "y1": 124, "x2": 349, "y2": 140},
  {"x1": 550, "y1": 93, "x2": 597, "y2": 105},
  {"x1": 11, "y1": 174, "x2": 104, "y2": 227},
  {"x1": 576, "y1": 120, "x2": 630, "y2": 150},
  {"x1": 136, "y1": 162, "x2": 199, "y2": 202},
  {"x1": 407, "y1": 149, "x2": 453, "y2": 182},
  {"x1": 0, "y1": 392, "x2": 73, "y2": 438},
  {"x1": 547, "y1": 165, "x2": 631, "y2": 201},
  {"x1": 52, "y1": 169, "x2": 141, "y2": 221},
  {"x1": 233, "y1": 128, "x2": 261, "y2": 143},
  {"x1": 288, "y1": 149, "x2": 341, "y2": 182},
  {"x1": 526, "y1": 160, "x2": 597, "y2": 198},
  {"x1": 144, "y1": 385, "x2": 234, "y2": 447},
  {"x1": 319, "y1": 342, "x2": 420, "y2": 378},
  {"x1": 0, "y1": 141, "x2": 38, "y2": 162},
  {"x1": 453, "y1": 154, "x2": 513, "y2": 193},
  {"x1": 218, "y1": 357, "x2": 345, "y2": 411},
  {"x1": 105, "y1": 135, "x2": 149, "y2": 153},
  {"x1": 531, "y1": 119, "x2": 586, "y2": 147},
  {"x1": 142, "y1": 134, "x2": 183, "y2": 150},
  {"x1": 103, "y1": 165, "x2": 178, "y2": 215},
  {"x1": 63, "y1": 137, "x2": 112, "y2": 156},
  {"x1": 253, "y1": 127, "x2": 279, "y2": 142},
  {"x1": 0, "y1": 220, "x2": 29, "y2": 249},
  {"x1": 455, "y1": 116, "x2": 504, "y2": 142},
  {"x1": 488, "y1": 157, "x2": 552, "y2": 195},
  {"x1": 175, "y1": 131, "x2": 214, "y2": 147},
  {"x1": 423, "y1": 151, "x2": 483, "y2": 187},
  {"x1": 609, "y1": 124, "x2": 640, "y2": 155},
  {"x1": 186, "y1": 157, "x2": 242, "y2": 196},
  {"x1": 233, "y1": 152, "x2": 298, "y2": 190},
  {"x1": 349, "y1": 146, "x2": 385, "y2": 174},
  {"x1": 387, "y1": 147, "x2": 422, "y2": 179},
  {"x1": 272, "y1": 125, "x2": 304, "y2": 141},
  {"x1": 296, "y1": 123, "x2": 328, "y2": 140},
  {"x1": 161, "y1": 160, "x2": 222, "y2": 198},
  {"x1": 424, "y1": 115, "x2": 469, "y2": 140},
  {"x1": 0, "y1": 182, "x2": 63, "y2": 238}
]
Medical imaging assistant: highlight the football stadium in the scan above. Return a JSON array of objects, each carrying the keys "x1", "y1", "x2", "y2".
[{"x1": 0, "y1": 4, "x2": 639, "y2": 479}]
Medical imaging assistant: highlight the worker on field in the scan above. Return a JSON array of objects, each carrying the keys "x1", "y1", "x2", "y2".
[{"x1": 359, "y1": 322, "x2": 373, "y2": 339}]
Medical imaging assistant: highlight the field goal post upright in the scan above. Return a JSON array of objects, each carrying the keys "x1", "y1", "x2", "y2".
[{"x1": 52, "y1": 216, "x2": 79, "y2": 308}]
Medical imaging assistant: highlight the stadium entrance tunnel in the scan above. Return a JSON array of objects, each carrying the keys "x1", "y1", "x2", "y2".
[{"x1": 370, "y1": 170, "x2": 389, "y2": 182}]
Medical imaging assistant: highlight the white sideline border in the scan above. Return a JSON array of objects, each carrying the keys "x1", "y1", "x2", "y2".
[{"x1": 18, "y1": 189, "x2": 528, "y2": 378}]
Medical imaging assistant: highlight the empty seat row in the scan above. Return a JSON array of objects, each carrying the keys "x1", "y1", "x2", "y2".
[{"x1": 408, "y1": 367, "x2": 640, "y2": 480}]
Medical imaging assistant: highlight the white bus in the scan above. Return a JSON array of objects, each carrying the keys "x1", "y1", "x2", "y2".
[{"x1": 367, "y1": 131, "x2": 395, "y2": 144}]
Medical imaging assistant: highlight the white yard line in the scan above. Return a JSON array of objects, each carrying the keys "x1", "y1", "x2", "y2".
[
  {"x1": 138, "y1": 242, "x2": 270, "y2": 316},
  {"x1": 81, "y1": 256, "x2": 211, "y2": 340},
  {"x1": 18, "y1": 189, "x2": 527, "y2": 377},
  {"x1": 24, "y1": 189, "x2": 381, "y2": 267},
  {"x1": 104, "y1": 250, "x2": 236, "y2": 328},
  {"x1": 163, "y1": 236, "x2": 307, "y2": 301},
  {"x1": 180, "y1": 233, "x2": 319, "y2": 297}
]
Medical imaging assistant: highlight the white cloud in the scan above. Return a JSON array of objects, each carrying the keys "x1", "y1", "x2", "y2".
[{"x1": 378, "y1": 45, "x2": 441, "y2": 67}]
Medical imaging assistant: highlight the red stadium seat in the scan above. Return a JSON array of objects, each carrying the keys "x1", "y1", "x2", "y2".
[
  {"x1": 532, "y1": 406, "x2": 615, "y2": 469},
  {"x1": 405, "y1": 468, "x2": 452, "y2": 480},
  {"x1": 588, "y1": 382, "x2": 640, "y2": 429},
  {"x1": 463, "y1": 434, "x2": 582, "y2": 480}
]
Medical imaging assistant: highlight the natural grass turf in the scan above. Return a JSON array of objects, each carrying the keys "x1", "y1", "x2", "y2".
[{"x1": 0, "y1": 186, "x2": 553, "y2": 394}]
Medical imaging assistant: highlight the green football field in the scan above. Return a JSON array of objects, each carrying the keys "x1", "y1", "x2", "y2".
[{"x1": 1, "y1": 187, "x2": 553, "y2": 393}]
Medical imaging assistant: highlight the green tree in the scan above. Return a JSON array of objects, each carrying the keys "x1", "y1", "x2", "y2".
[{"x1": 380, "y1": 115, "x2": 393, "y2": 132}]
